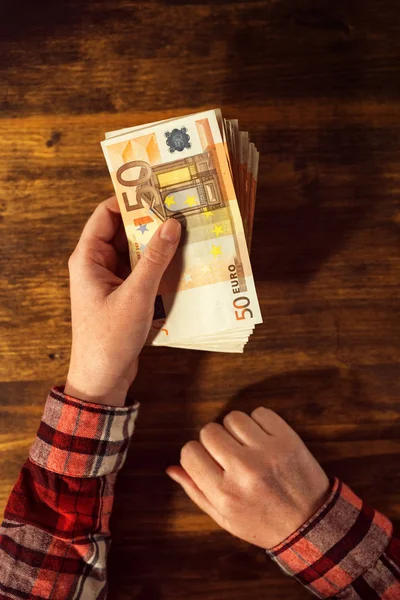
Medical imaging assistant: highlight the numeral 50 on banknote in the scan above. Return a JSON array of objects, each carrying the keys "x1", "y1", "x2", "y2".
[{"x1": 229, "y1": 265, "x2": 254, "y2": 321}]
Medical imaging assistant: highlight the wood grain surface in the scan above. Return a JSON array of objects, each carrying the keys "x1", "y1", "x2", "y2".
[{"x1": 1, "y1": 1, "x2": 399, "y2": 598}]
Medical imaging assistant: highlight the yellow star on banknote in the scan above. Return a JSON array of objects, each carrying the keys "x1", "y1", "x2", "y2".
[
  {"x1": 211, "y1": 224, "x2": 224, "y2": 237},
  {"x1": 164, "y1": 195, "x2": 176, "y2": 208},
  {"x1": 204, "y1": 211, "x2": 214, "y2": 219},
  {"x1": 185, "y1": 195, "x2": 197, "y2": 207},
  {"x1": 211, "y1": 244, "x2": 222, "y2": 258}
]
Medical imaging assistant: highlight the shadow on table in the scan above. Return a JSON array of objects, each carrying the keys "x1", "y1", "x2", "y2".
[
  {"x1": 223, "y1": 1, "x2": 397, "y2": 287},
  {"x1": 107, "y1": 345, "x2": 205, "y2": 600},
  {"x1": 249, "y1": 115, "x2": 392, "y2": 285},
  {"x1": 214, "y1": 366, "x2": 375, "y2": 440},
  {"x1": 214, "y1": 366, "x2": 400, "y2": 521},
  {"x1": 0, "y1": 0, "x2": 79, "y2": 39}
]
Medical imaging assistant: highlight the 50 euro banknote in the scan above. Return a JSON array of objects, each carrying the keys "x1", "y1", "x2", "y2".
[{"x1": 101, "y1": 109, "x2": 262, "y2": 351}]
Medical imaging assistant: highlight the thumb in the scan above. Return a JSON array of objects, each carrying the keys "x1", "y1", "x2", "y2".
[{"x1": 119, "y1": 218, "x2": 181, "y2": 304}]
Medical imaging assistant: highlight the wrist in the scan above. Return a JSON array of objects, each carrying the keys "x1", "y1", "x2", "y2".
[
  {"x1": 267, "y1": 471, "x2": 331, "y2": 550},
  {"x1": 65, "y1": 369, "x2": 131, "y2": 407}
]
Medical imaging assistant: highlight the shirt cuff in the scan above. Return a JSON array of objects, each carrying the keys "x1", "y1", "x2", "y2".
[
  {"x1": 29, "y1": 386, "x2": 139, "y2": 478},
  {"x1": 267, "y1": 478, "x2": 393, "y2": 598}
]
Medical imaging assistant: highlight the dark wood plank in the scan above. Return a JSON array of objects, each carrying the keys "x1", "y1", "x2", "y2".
[{"x1": 0, "y1": 0, "x2": 399, "y2": 598}]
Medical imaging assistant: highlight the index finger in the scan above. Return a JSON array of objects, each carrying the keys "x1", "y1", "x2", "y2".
[
  {"x1": 180, "y1": 440, "x2": 223, "y2": 501},
  {"x1": 80, "y1": 196, "x2": 121, "y2": 246}
]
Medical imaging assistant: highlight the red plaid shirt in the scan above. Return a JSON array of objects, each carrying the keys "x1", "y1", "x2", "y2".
[{"x1": 0, "y1": 387, "x2": 399, "y2": 599}]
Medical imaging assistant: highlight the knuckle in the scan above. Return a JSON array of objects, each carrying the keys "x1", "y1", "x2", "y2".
[
  {"x1": 68, "y1": 244, "x2": 89, "y2": 272},
  {"x1": 180, "y1": 440, "x2": 197, "y2": 459},
  {"x1": 201, "y1": 422, "x2": 217, "y2": 433},
  {"x1": 68, "y1": 249, "x2": 79, "y2": 270},
  {"x1": 93, "y1": 199, "x2": 109, "y2": 215},
  {"x1": 200, "y1": 422, "x2": 219, "y2": 439},
  {"x1": 251, "y1": 406, "x2": 272, "y2": 419},
  {"x1": 99, "y1": 198, "x2": 110, "y2": 209},
  {"x1": 223, "y1": 410, "x2": 245, "y2": 427},
  {"x1": 144, "y1": 245, "x2": 168, "y2": 267}
]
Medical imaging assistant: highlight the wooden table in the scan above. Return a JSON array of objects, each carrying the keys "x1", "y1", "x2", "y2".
[{"x1": 1, "y1": 1, "x2": 399, "y2": 598}]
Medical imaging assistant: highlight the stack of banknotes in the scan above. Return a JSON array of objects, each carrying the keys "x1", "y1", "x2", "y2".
[{"x1": 101, "y1": 109, "x2": 262, "y2": 353}]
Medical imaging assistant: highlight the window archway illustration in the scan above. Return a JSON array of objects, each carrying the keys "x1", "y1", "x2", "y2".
[{"x1": 124, "y1": 151, "x2": 225, "y2": 222}]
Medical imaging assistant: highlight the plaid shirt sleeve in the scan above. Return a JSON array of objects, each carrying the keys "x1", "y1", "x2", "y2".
[
  {"x1": 1, "y1": 396, "x2": 399, "y2": 600},
  {"x1": 0, "y1": 386, "x2": 139, "y2": 600},
  {"x1": 267, "y1": 478, "x2": 400, "y2": 599}
]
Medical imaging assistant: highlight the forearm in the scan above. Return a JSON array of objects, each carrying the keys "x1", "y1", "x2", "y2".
[{"x1": 0, "y1": 386, "x2": 139, "y2": 600}]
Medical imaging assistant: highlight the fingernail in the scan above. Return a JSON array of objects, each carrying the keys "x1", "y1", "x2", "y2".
[{"x1": 160, "y1": 218, "x2": 181, "y2": 244}]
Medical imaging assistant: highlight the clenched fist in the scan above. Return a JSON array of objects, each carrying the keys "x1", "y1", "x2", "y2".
[{"x1": 167, "y1": 408, "x2": 330, "y2": 549}]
